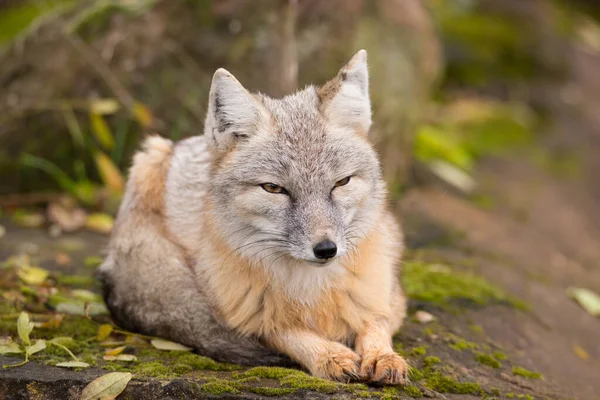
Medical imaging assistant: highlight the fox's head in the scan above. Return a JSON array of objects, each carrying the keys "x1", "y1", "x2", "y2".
[{"x1": 205, "y1": 50, "x2": 386, "y2": 270}]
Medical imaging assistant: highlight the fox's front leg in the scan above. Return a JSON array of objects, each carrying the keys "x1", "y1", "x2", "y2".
[
  {"x1": 265, "y1": 330, "x2": 362, "y2": 382},
  {"x1": 355, "y1": 318, "x2": 409, "y2": 385}
]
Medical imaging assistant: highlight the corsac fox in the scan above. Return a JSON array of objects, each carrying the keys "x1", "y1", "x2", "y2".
[{"x1": 97, "y1": 50, "x2": 408, "y2": 384}]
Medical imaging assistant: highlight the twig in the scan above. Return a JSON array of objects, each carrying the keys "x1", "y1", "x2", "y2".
[{"x1": 48, "y1": 341, "x2": 79, "y2": 362}]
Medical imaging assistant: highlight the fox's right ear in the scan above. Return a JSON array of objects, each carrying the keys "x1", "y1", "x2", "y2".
[{"x1": 204, "y1": 69, "x2": 266, "y2": 152}]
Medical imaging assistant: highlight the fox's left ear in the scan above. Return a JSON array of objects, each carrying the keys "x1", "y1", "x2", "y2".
[{"x1": 318, "y1": 49, "x2": 372, "y2": 133}]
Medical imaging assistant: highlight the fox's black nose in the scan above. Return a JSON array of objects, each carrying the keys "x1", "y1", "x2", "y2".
[{"x1": 313, "y1": 240, "x2": 337, "y2": 259}]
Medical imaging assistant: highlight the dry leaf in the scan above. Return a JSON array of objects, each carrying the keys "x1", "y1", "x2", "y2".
[
  {"x1": 17, "y1": 265, "x2": 50, "y2": 285},
  {"x1": 414, "y1": 310, "x2": 436, "y2": 324},
  {"x1": 97, "y1": 325, "x2": 113, "y2": 341},
  {"x1": 12, "y1": 212, "x2": 45, "y2": 228},
  {"x1": 79, "y1": 372, "x2": 132, "y2": 400},
  {"x1": 567, "y1": 287, "x2": 600, "y2": 317},
  {"x1": 103, "y1": 354, "x2": 137, "y2": 362},
  {"x1": 27, "y1": 339, "x2": 46, "y2": 356},
  {"x1": 72, "y1": 289, "x2": 102, "y2": 302},
  {"x1": 37, "y1": 314, "x2": 64, "y2": 329},
  {"x1": 105, "y1": 346, "x2": 126, "y2": 356},
  {"x1": 573, "y1": 344, "x2": 589, "y2": 360},
  {"x1": 56, "y1": 361, "x2": 90, "y2": 368},
  {"x1": 55, "y1": 252, "x2": 72, "y2": 266},
  {"x1": 85, "y1": 213, "x2": 115, "y2": 235},
  {"x1": 17, "y1": 312, "x2": 33, "y2": 346},
  {"x1": 150, "y1": 338, "x2": 192, "y2": 351},
  {"x1": 47, "y1": 202, "x2": 87, "y2": 232}
]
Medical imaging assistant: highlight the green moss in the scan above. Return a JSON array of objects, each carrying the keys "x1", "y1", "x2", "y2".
[
  {"x1": 423, "y1": 356, "x2": 440, "y2": 368},
  {"x1": 448, "y1": 337, "x2": 478, "y2": 352},
  {"x1": 507, "y1": 394, "x2": 534, "y2": 400},
  {"x1": 403, "y1": 261, "x2": 527, "y2": 309},
  {"x1": 512, "y1": 366, "x2": 543, "y2": 379},
  {"x1": 469, "y1": 324, "x2": 485, "y2": 334},
  {"x1": 410, "y1": 346, "x2": 428, "y2": 357},
  {"x1": 402, "y1": 384, "x2": 423, "y2": 398},
  {"x1": 237, "y1": 367, "x2": 339, "y2": 394},
  {"x1": 200, "y1": 380, "x2": 241, "y2": 395},
  {"x1": 492, "y1": 351, "x2": 507, "y2": 361},
  {"x1": 475, "y1": 352, "x2": 502, "y2": 369},
  {"x1": 247, "y1": 387, "x2": 295, "y2": 396},
  {"x1": 133, "y1": 362, "x2": 173, "y2": 378},
  {"x1": 423, "y1": 370, "x2": 484, "y2": 395}
]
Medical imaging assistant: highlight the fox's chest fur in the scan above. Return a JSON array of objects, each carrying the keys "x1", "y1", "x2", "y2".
[{"x1": 196, "y1": 202, "x2": 401, "y2": 343}]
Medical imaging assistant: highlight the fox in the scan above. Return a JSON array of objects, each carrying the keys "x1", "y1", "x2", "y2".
[{"x1": 97, "y1": 49, "x2": 408, "y2": 384}]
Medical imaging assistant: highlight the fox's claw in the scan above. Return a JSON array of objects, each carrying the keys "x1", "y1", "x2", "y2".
[
  {"x1": 360, "y1": 349, "x2": 409, "y2": 385},
  {"x1": 312, "y1": 344, "x2": 362, "y2": 382}
]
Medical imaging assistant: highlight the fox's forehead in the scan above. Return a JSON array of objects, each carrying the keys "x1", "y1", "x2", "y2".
[{"x1": 258, "y1": 87, "x2": 325, "y2": 141}]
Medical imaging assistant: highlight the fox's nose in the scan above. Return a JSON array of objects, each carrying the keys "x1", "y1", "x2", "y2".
[{"x1": 313, "y1": 240, "x2": 337, "y2": 259}]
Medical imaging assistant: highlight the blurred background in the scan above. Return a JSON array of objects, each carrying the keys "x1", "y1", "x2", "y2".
[
  {"x1": 2, "y1": 1, "x2": 600, "y2": 398},
  {"x1": 0, "y1": 0, "x2": 598, "y2": 214}
]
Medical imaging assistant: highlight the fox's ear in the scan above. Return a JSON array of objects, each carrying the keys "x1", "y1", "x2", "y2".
[
  {"x1": 318, "y1": 49, "x2": 372, "y2": 133},
  {"x1": 204, "y1": 69, "x2": 265, "y2": 152}
]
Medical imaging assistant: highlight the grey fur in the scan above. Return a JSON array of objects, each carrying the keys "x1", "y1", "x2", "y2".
[{"x1": 98, "y1": 50, "x2": 395, "y2": 365}]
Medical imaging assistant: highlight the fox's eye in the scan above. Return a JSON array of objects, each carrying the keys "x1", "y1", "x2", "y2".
[
  {"x1": 260, "y1": 183, "x2": 287, "y2": 194},
  {"x1": 334, "y1": 176, "x2": 351, "y2": 188}
]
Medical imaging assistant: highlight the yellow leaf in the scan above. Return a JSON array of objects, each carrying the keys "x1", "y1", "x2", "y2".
[
  {"x1": 38, "y1": 314, "x2": 63, "y2": 329},
  {"x1": 103, "y1": 354, "x2": 136, "y2": 362},
  {"x1": 132, "y1": 103, "x2": 153, "y2": 128},
  {"x1": 90, "y1": 112, "x2": 115, "y2": 150},
  {"x1": 17, "y1": 265, "x2": 50, "y2": 285},
  {"x1": 97, "y1": 324, "x2": 113, "y2": 341},
  {"x1": 94, "y1": 152, "x2": 124, "y2": 192},
  {"x1": 573, "y1": 344, "x2": 589, "y2": 360},
  {"x1": 80, "y1": 372, "x2": 132, "y2": 400},
  {"x1": 105, "y1": 346, "x2": 126, "y2": 356},
  {"x1": 90, "y1": 99, "x2": 120, "y2": 115},
  {"x1": 85, "y1": 213, "x2": 114, "y2": 234},
  {"x1": 151, "y1": 338, "x2": 192, "y2": 351}
]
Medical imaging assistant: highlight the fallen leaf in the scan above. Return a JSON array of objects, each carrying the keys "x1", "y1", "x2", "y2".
[
  {"x1": 85, "y1": 213, "x2": 115, "y2": 235},
  {"x1": 17, "y1": 312, "x2": 33, "y2": 346},
  {"x1": 0, "y1": 342, "x2": 23, "y2": 355},
  {"x1": 26, "y1": 340, "x2": 46, "y2": 356},
  {"x1": 56, "y1": 361, "x2": 90, "y2": 368},
  {"x1": 151, "y1": 338, "x2": 192, "y2": 351},
  {"x1": 573, "y1": 344, "x2": 589, "y2": 360},
  {"x1": 100, "y1": 340, "x2": 126, "y2": 347},
  {"x1": 0, "y1": 224, "x2": 5, "y2": 239},
  {"x1": 79, "y1": 372, "x2": 132, "y2": 400},
  {"x1": 72, "y1": 289, "x2": 102, "y2": 302},
  {"x1": 37, "y1": 314, "x2": 64, "y2": 329},
  {"x1": 55, "y1": 301, "x2": 108, "y2": 316},
  {"x1": 47, "y1": 202, "x2": 87, "y2": 233},
  {"x1": 414, "y1": 310, "x2": 436, "y2": 324},
  {"x1": 105, "y1": 346, "x2": 126, "y2": 356},
  {"x1": 2, "y1": 290, "x2": 26, "y2": 302},
  {"x1": 17, "y1": 265, "x2": 50, "y2": 285},
  {"x1": 103, "y1": 354, "x2": 137, "y2": 362},
  {"x1": 567, "y1": 287, "x2": 600, "y2": 316},
  {"x1": 428, "y1": 160, "x2": 476, "y2": 193},
  {"x1": 55, "y1": 252, "x2": 72, "y2": 266},
  {"x1": 90, "y1": 99, "x2": 120, "y2": 115},
  {"x1": 97, "y1": 325, "x2": 113, "y2": 341}
]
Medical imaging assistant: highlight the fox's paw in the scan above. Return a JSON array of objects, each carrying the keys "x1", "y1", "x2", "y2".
[
  {"x1": 360, "y1": 349, "x2": 409, "y2": 385},
  {"x1": 312, "y1": 343, "x2": 362, "y2": 383}
]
